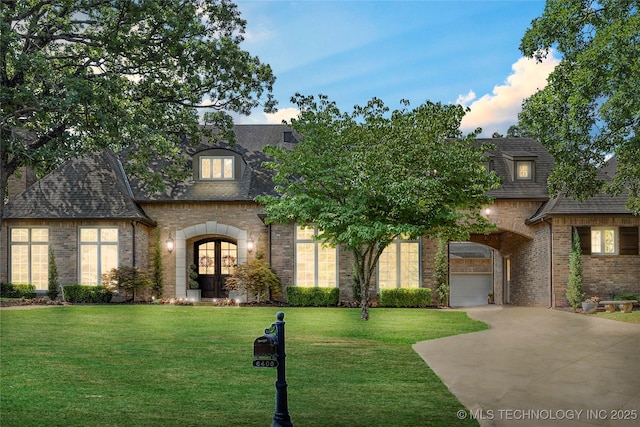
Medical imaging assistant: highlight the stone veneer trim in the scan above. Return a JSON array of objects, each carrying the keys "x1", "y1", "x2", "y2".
[{"x1": 174, "y1": 221, "x2": 248, "y2": 298}]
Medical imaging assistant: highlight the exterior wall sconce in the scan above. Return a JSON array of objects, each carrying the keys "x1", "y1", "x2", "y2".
[
  {"x1": 166, "y1": 234, "x2": 174, "y2": 254},
  {"x1": 247, "y1": 237, "x2": 254, "y2": 253}
]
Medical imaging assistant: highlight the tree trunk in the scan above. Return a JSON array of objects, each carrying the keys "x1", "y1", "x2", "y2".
[
  {"x1": 353, "y1": 243, "x2": 385, "y2": 321},
  {"x1": 360, "y1": 297, "x2": 369, "y2": 320}
]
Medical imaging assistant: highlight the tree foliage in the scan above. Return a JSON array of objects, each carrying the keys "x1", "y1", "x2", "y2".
[
  {"x1": 1, "y1": 0, "x2": 276, "y2": 227},
  {"x1": 258, "y1": 94, "x2": 499, "y2": 320},
  {"x1": 102, "y1": 266, "x2": 152, "y2": 302},
  {"x1": 519, "y1": 0, "x2": 640, "y2": 213},
  {"x1": 226, "y1": 253, "x2": 281, "y2": 302}
]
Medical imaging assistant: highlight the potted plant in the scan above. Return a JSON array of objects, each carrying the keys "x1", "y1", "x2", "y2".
[
  {"x1": 487, "y1": 292, "x2": 494, "y2": 304},
  {"x1": 581, "y1": 296, "x2": 599, "y2": 314},
  {"x1": 186, "y1": 264, "x2": 201, "y2": 302}
]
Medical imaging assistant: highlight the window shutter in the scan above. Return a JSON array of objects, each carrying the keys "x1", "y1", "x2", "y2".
[
  {"x1": 620, "y1": 227, "x2": 639, "y2": 255},
  {"x1": 575, "y1": 227, "x2": 591, "y2": 255}
]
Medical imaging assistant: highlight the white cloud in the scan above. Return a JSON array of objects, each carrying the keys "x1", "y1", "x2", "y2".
[
  {"x1": 456, "y1": 90, "x2": 477, "y2": 106},
  {"x1": 459, "y1": 52, "x2": 560, "y2": 136}
]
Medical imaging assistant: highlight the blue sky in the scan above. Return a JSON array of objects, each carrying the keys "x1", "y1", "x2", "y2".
[{"x1": 232, "y1": 0, "x2": 560, "y2": 136}]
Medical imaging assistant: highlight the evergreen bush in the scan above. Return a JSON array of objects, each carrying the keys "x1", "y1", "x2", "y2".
[
  {"x1": 151, "y1": 230, "x2": 164, "y2": 297},
  {"x1": 48, "y1": 246, "x2": 59, "y2": 300},
  {"x1": 566, "y1": 227, "x2": 584, "y2": 311},
  {"x1": 286, "y1": 286, "x2": 340, "y2": 307},
  {"x1": 61, "y1": 285, "x2": 112, "y2": 303},
  {"x1": 379, "y1": 288, "x2": 432, "y2": 308},
  {"x1": 0, "y1": 283, "x2": 36, "y2": 299},
  {"x1": 433, "y1": 237, "x2": 449, "y2": 307}
]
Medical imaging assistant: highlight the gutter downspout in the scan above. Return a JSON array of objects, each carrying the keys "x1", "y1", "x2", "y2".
[{"x1": 131, "y1": 221, "x2": 137, "y2": 268}]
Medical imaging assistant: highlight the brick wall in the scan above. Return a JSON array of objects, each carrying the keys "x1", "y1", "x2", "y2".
[
  {"x1": 140, "y1": 201, "x2": 269, "y2": 298},
  {"x1": 552, "y1": 217, "x2": 640, "y2": 306},
  {"x1": 0, "y1": 219, "x2": 144, "y2": 285}
]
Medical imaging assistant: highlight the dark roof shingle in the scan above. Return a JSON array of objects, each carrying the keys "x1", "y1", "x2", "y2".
[{"x1": 3, "y1": 151, "x2": 154, "y2": 224}]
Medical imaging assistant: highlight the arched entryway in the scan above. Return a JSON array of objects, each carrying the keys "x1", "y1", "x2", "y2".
[
  {"x1": 194, "y1": 238, "x2": 237, "y2": 299},
  {"x1": 174, "y1": 221, "x2": 249, "y2": 298}
]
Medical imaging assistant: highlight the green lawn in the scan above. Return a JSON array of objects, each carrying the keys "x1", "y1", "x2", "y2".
[
  {"x1": 0, "y1": 306, "x2": 486, "y2": 427},
  {"x1": 596, "y1": 310, "x2": 640, "y2": 323}
]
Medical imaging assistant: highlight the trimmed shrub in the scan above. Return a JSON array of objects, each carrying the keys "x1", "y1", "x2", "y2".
[
  {"x1": 614, "y1": 293, "x2": 640, "y2": 303},
  {"x1": 566, "y1": 227, "x2": 584, "y2": 311},
  {"x1": 0, "y1": 283, "x2": 36, "y2": 299},
  {"x1": 286, "y1": 286, "x2": 340, "y2": 307},
  {"x1": 62, "y1": 285, "x2": 112, "y2": 303},
  {"x1": 379, "y1": 288, "x2": 432, "y2": 308},
  {"x1": 48, "y1": 246, "x2": 59, "y2": 300}
]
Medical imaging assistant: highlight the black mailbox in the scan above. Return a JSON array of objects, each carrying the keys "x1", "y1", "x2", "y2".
[{"x1": 253, "y1": 334, "x2": 278, "y2": 359}]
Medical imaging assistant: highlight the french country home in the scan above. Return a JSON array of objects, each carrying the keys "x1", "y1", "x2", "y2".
[{"x1": 2, "y1": 125, "x2": 638, "y2": 306}]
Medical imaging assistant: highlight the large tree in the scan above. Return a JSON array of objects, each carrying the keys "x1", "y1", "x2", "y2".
[
  {"x1": 519, "y1": 0, "x2": 640, "y2": 213},
  {"x1": 258, "y1": 94, "x2": 499, "y2": 320},
  {"x1": 1, "y1": 0, "x2": 276, "y2": 227}
]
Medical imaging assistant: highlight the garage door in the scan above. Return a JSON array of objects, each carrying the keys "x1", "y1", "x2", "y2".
[{"x1": 450, "y1": 273, "x2": 492, "y2": 307}]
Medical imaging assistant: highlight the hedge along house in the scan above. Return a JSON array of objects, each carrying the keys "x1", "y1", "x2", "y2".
[{"x1": 1, "y1": 126, "x2": 638, "y2": 307}]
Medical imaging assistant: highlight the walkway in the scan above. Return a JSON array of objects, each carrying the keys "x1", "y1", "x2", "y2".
[{"x1": 413, "y1": 306, "x2": 640, "y2": 426}]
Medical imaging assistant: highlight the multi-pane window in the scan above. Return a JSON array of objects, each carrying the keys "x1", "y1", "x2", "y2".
[
  {"x1": 295, "y1": 225, "x2": 337, "y2": 287},
  {"x1": 378, "y1": 236, "x2": 420, "y2": 289},
  {"x1": 197, "y1": 240, "x2": 237, "y2": 275},
  {"x1": 591, "y1": 227, "x2": 617, "y2": 255},
  {"x1": 516, "y1": 161, "x2": 532, "y2": 180},
  {"x1": 200, "y1": 156, "x2": 234, "y2": 180},
  {"x1": 10, "y1": 228, "x2": 49, "y2": 290},
  {"x1": 80, "y1": 227, "x2": 118, "y2": 285}
]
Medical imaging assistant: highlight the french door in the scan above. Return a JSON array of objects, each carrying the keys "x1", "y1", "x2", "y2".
[{"x1": 194, "y1": 238, "x2": 237, "y2": 299}]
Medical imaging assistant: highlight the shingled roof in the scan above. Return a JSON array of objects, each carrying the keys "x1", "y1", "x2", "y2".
[
  {"x1": 3, "y1": 150, "x2": 154, "y2": 224},
  {"x1": 120, "y1": 124, "x2": 297, "y2": 202},
  {"x1": 526, "y1": 156, "x2": 633, "y2": 223},
  {"x1": 482, "y1": 138, "x2": 555, "y2": 200},
  {"x1": 4, "y1": 129, "x2": 632, "y2": 223}
]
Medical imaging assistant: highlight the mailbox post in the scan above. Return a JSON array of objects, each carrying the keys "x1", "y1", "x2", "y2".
[{"x1": 253, "y1": 311, "x2": 292, "y2": 427}]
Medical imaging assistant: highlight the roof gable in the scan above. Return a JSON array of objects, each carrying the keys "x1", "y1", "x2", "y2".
[{"x1": 3, "y1": 151, "x2": 154, "y2": 224}]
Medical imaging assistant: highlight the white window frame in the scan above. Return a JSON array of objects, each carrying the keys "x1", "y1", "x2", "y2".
[
  {"x1": 591, "y1": 227, "x2": 618, "y2": 255},
  {"x1": 79, "y1": 227, "x2": 119, "y2": 285},
  {"x1": 377, "y1": 235, "x2": 421, "y2": 289},
  {"x1": 9, "y1": 227, "x2": 49, "y2": 290},
  {"x1": 294, "y1": 225, "x2": 338, "y2": 287},
  {"x1": 200, "y1": 156, "x2": 235, "y2": 180}
]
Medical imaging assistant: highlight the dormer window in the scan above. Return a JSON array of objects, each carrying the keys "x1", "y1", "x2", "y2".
[
  {"x1": 516, "y1": 161, "x2": 533, "y2": 180},
  {"x1": 502, "y1": 151, "x2": 537, "y2": 182},
  {"x1": 200, "y1": 156, "x2": 234, "y2": 180}
]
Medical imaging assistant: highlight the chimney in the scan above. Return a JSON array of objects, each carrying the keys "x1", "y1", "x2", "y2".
[{"x1": 7, "y1": 167, "x2": 37, "y2": 201}]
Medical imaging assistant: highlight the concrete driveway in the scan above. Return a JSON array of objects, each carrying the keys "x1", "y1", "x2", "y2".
[{"x1": 413, "y1": 306, "x2": 640, "y2": 427}]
